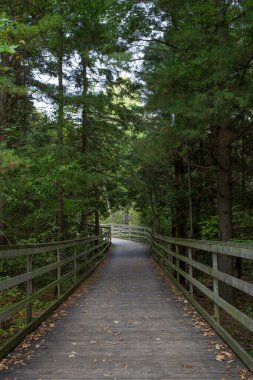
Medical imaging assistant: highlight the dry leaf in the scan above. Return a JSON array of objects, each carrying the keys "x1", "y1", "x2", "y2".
[{"x1": 216, "y1": 353, "x2": 225, "y2": 361}]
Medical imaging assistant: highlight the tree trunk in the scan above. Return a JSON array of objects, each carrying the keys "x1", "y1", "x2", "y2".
[
  {"x1": 173, "y1": 158, "x2": 186, "y2": 284},
  {"x1": 187, "y1": 161, "x2": 194, "y2": 238},
  {"x1": 0, "y1": 85, "x2": 7, "y2": 243},
  {"x1": 55, "y1": 179, "x2": 64, "y2": 240},
  {"x1": 80, "y1": 52, "x2": 89, "y2": 236},
  {"x1": 0, "y1": 199, "x2": 5, "y2": 245},
  {"x1": 215, "y1": 124, "x2": 234, "y2": 302},
  {"x1": 56, "y1": 31, "x2": 64, "y2": 240},
  {"x1": 149, "y1": 188, "x2": 160, "y2": 234},
  {"x1": 81, "y1": 53, "x2": 88, "y2": 155},
  {"x1": 81, "y1": 210, "x2": 89, "y2": 238},
  {"x1": 95, "y1": 208, "x2": 100, "y2": 236},
  {"x1": 0, "y1": 90, "x2": 7, "y2": 142},
  {"x1": 104, "y1": 186, "x2": 112, "y2": 224},
  {"x1": 173, "y1": 158, "x2": 186, "y2": 239}
]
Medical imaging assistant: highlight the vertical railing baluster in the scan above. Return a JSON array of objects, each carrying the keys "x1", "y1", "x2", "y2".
[
  {"x1": 188, "y1": 247, "x2": 193, "y2": 297},
  {"x1": 175, "y1": 245, "x2": 180, "y2": 282},
  {"x1": 212, "y1": 251, "x2": 220, "y2": 323},
  {"x1": 57, "y1": 249, "x2": 61, "y2": 299},
  {"x1": 168, "y1": 242, "x2": 172, "y2": 274},
  {"x1": 26, "y1": 254, "x2": 33, "y2": 324},
  {"x1": 74, "y1": 246, "x2": 77, "y2": 284}
]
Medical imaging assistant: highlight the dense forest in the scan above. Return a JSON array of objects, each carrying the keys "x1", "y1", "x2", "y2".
[
  {"x1": 0, "y1": 0, "x2": 253, "y2": 366},
  {"x1": 0, "y1": 0, "x2": 253, "y2": 247}
]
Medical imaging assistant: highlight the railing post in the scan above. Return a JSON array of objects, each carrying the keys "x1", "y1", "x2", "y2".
[
  {"x1": 188, "y1": 247, "x2": 193, "y2": 297},
  {"x1": 175, "y1": 245, "x2": 180, "y2": 282},
  {"x1": 111, "y1": 224, "x2": 114, "y2": 239},
  {"x1": 26, "y1": 254, "x2": 33, "y2": 324},
  {"x1": 74, "y1": 247, "x2": 77, "y2": 284},
  {"x1": 57, "y1": 249, "x2": 61, "y2": 299},
  {"x1": 212, "y1": 251, "x2": 220, "y2": 323}
]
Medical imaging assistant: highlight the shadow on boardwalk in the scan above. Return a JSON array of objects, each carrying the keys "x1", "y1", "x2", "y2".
[{"x1": 1, "y1": 239, "x2": 250, "y2": 379}]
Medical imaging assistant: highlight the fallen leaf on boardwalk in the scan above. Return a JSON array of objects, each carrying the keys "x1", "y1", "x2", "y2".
[
  {"x1": 183, "y1": 364, "x2": 194, "y2": 368},
  {"x1": 69, "y1": 354, "x2": 75, "y2": 358},
  {"x1": 223, "y1": 351, "x2": 232, "y2": 358},
  {"x1": 0, "y1": 362, "x2": 8, "y2": 370},
  {"x1": 103, "y1": 371, "x2": 112, "y2": 377},
  {"x1": 90, "y1": 340, "x2": 96, "y2": 344},
  {"x1": 114, "y1": 320, "x2": 119, "y2": 324},
  {"x1": 216, "y1": 353, "x2": 225, "y2": 361},
  {"x1": 72, "y1": 342, "x2": 77, "y2": 345}
]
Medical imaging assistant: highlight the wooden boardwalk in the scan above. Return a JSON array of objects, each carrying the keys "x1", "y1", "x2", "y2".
[{"x1": 1, "y1": 239, "x2": 247, "y2": 379}]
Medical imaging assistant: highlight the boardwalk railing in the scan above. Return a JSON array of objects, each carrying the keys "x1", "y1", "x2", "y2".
[
  {"x1": 111, "y1": 224, "x2": 253, "y2": 372},
  {"x1": 0, "y1": 227, "x2": 111, "y2": 358}
]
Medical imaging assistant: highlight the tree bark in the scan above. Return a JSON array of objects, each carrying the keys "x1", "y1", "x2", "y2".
[
  {"x1": 173, "y1": 158, "x2": 186, "y2": 284},
  {"x1": 80, "y1": 52, "x2": 89, "y2": 236},
  {"x1": 187, "y1": 161, "x2": 194, "y2": 238},
  {"x1": 0, "y1": 197, "x2": 5, "y2": 244},
  {"x1": 0, "y1": 81, "x2": 7, "y2": 243},
  {"x1": 56, "y1": 31, "x2": 64, "y2": 240},
  {"x1": 149, "y1": 187, "x2": 160, "y2": 234},
  {"x1": 215, "y1": 124, "x2": 234, "y2": 302},
  {"x1": 94, "y1": 208, "x2": 100, "y2": 236},
  {"x1": 55, "y1": 179, "x2": 64, "y2": 240},
  {"x1": 173, "y1": 158, "x2": 186, "y2": 239}
]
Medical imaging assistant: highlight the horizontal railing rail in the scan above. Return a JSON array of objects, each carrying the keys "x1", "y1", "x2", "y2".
[
  {"x1": 110, "y1": 224, "x2": 253, "y2": 372},
  {"x1": 0, "y1": 227, "x2": 111, "y2": 358}
]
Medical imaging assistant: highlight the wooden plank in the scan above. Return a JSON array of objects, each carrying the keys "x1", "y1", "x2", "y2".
[
  {"x1": 2, "y1": 239, "x2": 249, "y2": 379},
  {"x1": 154, "y1": 241, "x2": 253, "y2": 297},
  {"x1": 154, "y1": 233, "x2": 253, "y2": 260},
  {"x1": 0, "y1": 241, "x2": 109, "y2": 292},
  {"x1": 0, "y1": 235, "x2": 105, "y2": 259},
  {"x1": 26, "y1": 255, "x2": 33, "y2": 324}
]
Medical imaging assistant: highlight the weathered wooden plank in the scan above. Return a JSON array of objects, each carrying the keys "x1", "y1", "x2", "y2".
[
  {"x1": 154, "y1": 240, "x2": 253, "y2": 297},
  {"x1": 2, "y1": 239, "x2": 248, "y2": 379},
  {"x1": 0, "y1": 234, "x2": 105, "y2": 259},
  {"x1": 154, "y1": 233, "x2": 253, "y2": 260}
]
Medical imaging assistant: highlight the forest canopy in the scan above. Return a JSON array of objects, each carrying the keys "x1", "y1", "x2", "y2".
[{"x1": 0, "y1": 0, "x2": 252, "y2": 249}]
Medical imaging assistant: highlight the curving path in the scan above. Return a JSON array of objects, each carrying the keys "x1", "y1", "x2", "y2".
[{"x1": 1, "y1": 239, "x2": 246, "y2": 379}]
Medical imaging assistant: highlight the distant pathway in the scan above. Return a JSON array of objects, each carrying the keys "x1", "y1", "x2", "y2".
[{"x1": 1, "y1": 239, "x2": 246, "y2": 379}]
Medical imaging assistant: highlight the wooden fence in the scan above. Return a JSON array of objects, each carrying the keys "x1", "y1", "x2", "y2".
[
  {"x1": 0, "y1": 227, "x2": 111, "y2": 358},
  {"x1": 111, "y1": 224, "x2": 253, "y2": 372}
]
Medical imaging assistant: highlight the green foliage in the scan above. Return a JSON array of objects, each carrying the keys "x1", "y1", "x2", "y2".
[
  {"x1": 0, "y1": 14, "x2": 17, "y2": 54},
  {"x1": 0, "y1": 282, "x2": 23, "y2": 311},
  {"x1": 199, "y1": 216, "x2": 218, "y2": 241}
]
